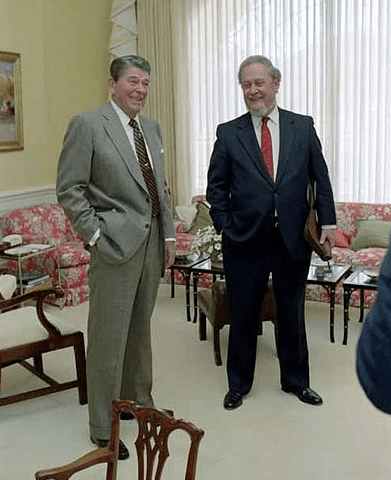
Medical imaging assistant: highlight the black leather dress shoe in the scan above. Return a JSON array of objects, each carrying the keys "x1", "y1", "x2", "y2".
[
  {"x1": 282, "y1": 386, "x2": 323, "y2": 405},
  {"x1": 223, "y1": 391, "x2": 243, "y2": 410},
  {"x1": 90, "y1": 436, "x2": 130, "y2": 460},
  {"x1": 120, "y1": 408, "x2": 174, "y2": 420}
]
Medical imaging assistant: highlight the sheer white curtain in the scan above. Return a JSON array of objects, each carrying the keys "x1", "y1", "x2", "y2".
[{"x1": 173, "y1": 0, "x2": 391, "y2": 203}]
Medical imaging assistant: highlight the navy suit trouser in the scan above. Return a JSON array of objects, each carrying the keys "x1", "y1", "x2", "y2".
[{"x1": 223, "y1": 224, "x2": 311, "y2": 395}]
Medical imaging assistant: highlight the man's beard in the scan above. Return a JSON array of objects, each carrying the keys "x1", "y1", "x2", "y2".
[{"x1": 249, "y1": 103, "x2": 275, "y2": 117}]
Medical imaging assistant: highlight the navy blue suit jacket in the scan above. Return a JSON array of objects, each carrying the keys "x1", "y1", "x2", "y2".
[
  {"x1": 206, "y1": 109, "x2": 336, "y2": 261},
  {"x1": 357, "y1": 241, "x2": 391, "y2": 414}
]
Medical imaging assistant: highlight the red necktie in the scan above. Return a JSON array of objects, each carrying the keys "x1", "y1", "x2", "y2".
[{"x1": 261, "y1": 117, "x2": 274, "y2": 179}]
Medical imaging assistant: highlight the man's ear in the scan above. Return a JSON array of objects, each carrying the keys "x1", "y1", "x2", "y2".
[{"x1": 109, "y1": 77, "x2": 116, "y2": 95}]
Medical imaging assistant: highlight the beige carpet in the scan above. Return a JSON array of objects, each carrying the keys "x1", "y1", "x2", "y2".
[{"x1": 1, "y1": 283, "x2": 390, "y2": 479}]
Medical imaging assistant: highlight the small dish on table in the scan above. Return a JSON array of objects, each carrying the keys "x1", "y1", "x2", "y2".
[{"x1": 363, "y1": 267, "x2": 380, "y2": 282}]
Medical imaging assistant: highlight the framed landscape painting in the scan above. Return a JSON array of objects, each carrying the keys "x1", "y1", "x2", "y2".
[{"x1": 0, "y1": 51, "x2": 23, "y2": 152}]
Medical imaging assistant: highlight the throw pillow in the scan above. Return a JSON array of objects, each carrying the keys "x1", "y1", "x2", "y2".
[
  {"x1": 175, "y1": 204, "x2": 197, "y2": 232},
  {"x1": 335, "y1": 229, "x2": 350, "y2": 248},
  {"x1": 351, "y1": 219, "x2": 391, "y2": 251},
  {"x1": 187, "y1": 202, "x2": 213, "y2": 234}
]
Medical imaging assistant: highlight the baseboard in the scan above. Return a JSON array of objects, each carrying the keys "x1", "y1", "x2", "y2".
[{"x1": 0, "y1": 186, "x2": 56, "y2": 215}]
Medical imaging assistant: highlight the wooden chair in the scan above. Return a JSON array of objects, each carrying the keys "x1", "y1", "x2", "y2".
[
  {"x1": 198, "y1": 279, "x2": 278, "y2": 365},
  {"x1": 0, "y1": 285, "x2": 87, "y2": 406},
  {"x1": 35, "y1": 399, "x2": 205, "y2": 480}
]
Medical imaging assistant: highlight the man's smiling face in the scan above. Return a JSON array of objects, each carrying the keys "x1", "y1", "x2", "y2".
[
  {"x1": 241, "y1": 62, "x2": 280, "y2": 116},
  {"x1": 110, "y1": 66, "x2": 150, "y2": 118}
]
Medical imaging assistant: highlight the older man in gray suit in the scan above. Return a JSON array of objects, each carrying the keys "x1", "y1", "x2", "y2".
[{"x1": 57, "y1": 55, "x2": 176, "y2": 459}]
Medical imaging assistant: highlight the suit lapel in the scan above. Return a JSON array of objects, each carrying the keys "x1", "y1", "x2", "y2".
[
  {"x1": 139, "y1": 117, "x2": 162, "y2": 178},
  {"x1": 275, "y1": 108, "x2": 296, "y2": 185},
  {"x1": 101, "y1": 104, "x2": 145, "y2": 188}
]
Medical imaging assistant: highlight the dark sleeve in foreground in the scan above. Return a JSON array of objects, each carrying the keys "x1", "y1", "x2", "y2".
[{"x1": 356, "y1": 241, "x2": 391, "y2": 414}]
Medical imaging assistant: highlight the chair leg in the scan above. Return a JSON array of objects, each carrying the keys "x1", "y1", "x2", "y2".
[
  {"x1": 199, "y1": 312, "x2": 207, "y2": 341},
  {"x1": 213, "y1": 327, "x2": 223, "y2": 366},
  {"x1": 33, "y1": 354, "x2": 43, "y2": 373},
  {"x1": 73, "y1": 333, "x2": 88, "y2": 405}
]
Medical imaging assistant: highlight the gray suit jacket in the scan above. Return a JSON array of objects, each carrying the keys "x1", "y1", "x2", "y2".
[{"x1": 57, "y1": 102, "x2": 175, "y2": 265}]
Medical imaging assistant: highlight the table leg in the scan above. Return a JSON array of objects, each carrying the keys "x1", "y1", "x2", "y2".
[
  {"x1": 343, "y1": 287, "x2": 354, "y2": 345},
  {"x1": 192, "y1": 272, "x2": 199, "y2": 323},
  {"x1": 329, "y1": 285, "x2": 336, "y2": 343},
  {"x1": 359, "y1": 288, "x2": 365, "y2": 322},
  {"x1": 183, "y1": 271, "x2": 192, "y2": 322},
  {"x1": 170, "y1": 266, "x2": 175, "y2": 298}
]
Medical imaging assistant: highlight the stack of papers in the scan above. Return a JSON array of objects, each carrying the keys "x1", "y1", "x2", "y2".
[{"x1": 4, "y1": 244, "x2": 52, "y2": 255}]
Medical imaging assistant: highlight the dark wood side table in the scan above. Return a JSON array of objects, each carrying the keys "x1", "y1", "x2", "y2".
[
  {"x1": 169, "y1": 254, "x2": 209, "y2": 322},
  {"x1": 306, "y1": 263, "x2": 351, "y2": 343},
  {"x1": 188, "y1": 258, "x2": 225, "y2": 323},
  {"x1": 342, "y1": 266, "x2": 378, "y2": 345}
]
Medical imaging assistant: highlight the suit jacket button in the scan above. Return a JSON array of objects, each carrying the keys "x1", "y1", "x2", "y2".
[{"x1": 145, "y1": 223, "x2": 150, "y2": 229}]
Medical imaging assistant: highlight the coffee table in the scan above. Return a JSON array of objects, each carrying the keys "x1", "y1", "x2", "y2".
[
  {"x1": 306, "y1": 263, "x2": 351, "y2": 343},
  {"x1": 169, "y1": 253, "x2": 209, "y2": 322},
  {"x1": 186, "y1": 259, "x2": 350, "y2": 342},
  {"x1": 342, "y1": 266, "x2": 378, "y2": 345}
]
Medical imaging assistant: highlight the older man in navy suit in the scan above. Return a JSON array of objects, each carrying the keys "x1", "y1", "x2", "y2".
[
  {"x1": 57, "y1": 55, "x2": 176, "y2": 457},
  {"x1": 207, "y1": 55, "x2": 336, "y2": 410}
]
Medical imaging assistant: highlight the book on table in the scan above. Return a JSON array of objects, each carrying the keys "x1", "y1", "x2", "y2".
[{"x1": 20, "y1": 272, "x2": 51, "y2": 287}]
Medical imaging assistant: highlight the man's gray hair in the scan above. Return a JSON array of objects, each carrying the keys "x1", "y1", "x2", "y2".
[
  {"x1": 110, "y1": 55, "x2": 151, "y2": 81},
  {"x1": 238, "y1": 55, "x2": 281, "y2": 84}
]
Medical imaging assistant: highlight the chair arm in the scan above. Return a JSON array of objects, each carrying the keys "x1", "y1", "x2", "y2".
[
  {"x1": 35, "y1": 447, "x2": 115, "y2": 479},
  {"x1": 0, "y1": 286, "x2": 65, "y2": 338},
  {"x1": 0, "y1": 285, "x2": 63, "y2": 309}
]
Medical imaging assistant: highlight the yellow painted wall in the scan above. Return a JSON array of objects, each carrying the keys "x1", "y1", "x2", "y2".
[{"x1": 0, "y1": 0, "x2": 112, "y2": 191}]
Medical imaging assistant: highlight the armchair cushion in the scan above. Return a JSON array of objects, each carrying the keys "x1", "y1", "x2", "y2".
[{"x1": 0, "y1": 306, "x2": 76, "y2": 349}]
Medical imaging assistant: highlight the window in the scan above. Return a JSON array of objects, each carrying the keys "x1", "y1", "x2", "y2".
[{"x1": 180, "y1": 0, "x2": 391, "y2": 202}]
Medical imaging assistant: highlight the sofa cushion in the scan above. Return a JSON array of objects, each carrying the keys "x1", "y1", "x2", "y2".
[
  {"x1": 58, "y1": 242, "x2": 90, "y2": 268},
  {"x1": 60, "y1": 264, "x2": 89, "y2": 289},
  {"x1": 349, "y1": 247, "x2": 387, "y2": 268},
  {"x1": 335, "y1": 229, "x2": 350, "y2": 248},
  {"x1": 175, "y1": 204, "x2": 197, "y2": 231},
  {"x1": 351, "y1": 219, "x2": 391, "y2": 251},
  {"x1": 187, "y1": 202, "x2": 213, "y2": 234}
]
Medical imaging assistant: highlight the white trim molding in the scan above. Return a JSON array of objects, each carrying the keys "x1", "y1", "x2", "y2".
[{"x1": 0, "y1": 186, "x2": 56, "y2": 215}]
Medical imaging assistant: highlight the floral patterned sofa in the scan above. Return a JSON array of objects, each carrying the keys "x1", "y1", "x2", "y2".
[
  {"x1": 0, "y1": 203, "x2": 90, "y2": 307},
  {"x1": 306, "y1": 202, "x2": 391, "y2": 308},
  {"x1": 168, "y1": 199, "x2": 391, "y2": 309}
]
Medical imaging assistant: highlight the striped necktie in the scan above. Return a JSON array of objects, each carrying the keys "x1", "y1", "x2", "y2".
[
  {"x1": 129, "y1": 119, "x2": 160, "y2": 216},
  {"x1": 261, "y1": 116, "x2": 274, "y2": 180}
]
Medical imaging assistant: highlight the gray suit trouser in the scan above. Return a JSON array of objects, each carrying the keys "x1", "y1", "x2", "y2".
[{"x1": 87, "y1": 218, "x2": 162, "y2": 440}]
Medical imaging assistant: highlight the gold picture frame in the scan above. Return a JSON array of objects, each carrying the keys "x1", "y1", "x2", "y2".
[{"x1": 0, "y1": 51, "x2": 23, "y2": 152}]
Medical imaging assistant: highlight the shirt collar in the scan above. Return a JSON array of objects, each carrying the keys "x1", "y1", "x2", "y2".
[
  {"x1": 251, "y1": 104, "x2": 279, "y2": 128},
  {"x1": 110, "y1": 100, "x2": 140, "y2": 128}
]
